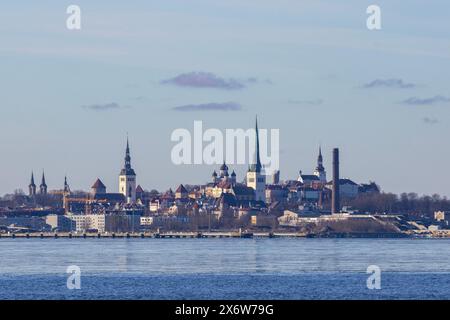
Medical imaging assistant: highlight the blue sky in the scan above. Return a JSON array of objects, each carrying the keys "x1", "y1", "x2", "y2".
[{"x1": 0, "y1": 1, "x2": 449, "y2": 196}]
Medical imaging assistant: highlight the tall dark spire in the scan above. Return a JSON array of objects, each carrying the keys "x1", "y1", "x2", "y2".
[
  {"x1": 30, "y1": 171, "x2": 35, "y2": 186},
  {"x1": 64, "y1": 175, "x2": 70, "y2": 193},
  {"x1": 250, "y1": 116, "x2": 262, "y2": 172},
  {"x1": 120, "y1": 135, "x2": 136, "y2": 176},
  {"x1": 29, "y1": 171, "x2": 36, "y2": 197},
  {"x1": 125, "y1": 136, "x2": 131, "y2": 170},
  {"x1": 40, "y1": 171, "x2": 47, "y2": 194},
  {"x1": 41, "y1": 171, "x2": 46, "y2": 187},
  {"x1": 316, "y1": 146, "x2": 324, "y2": 171}
]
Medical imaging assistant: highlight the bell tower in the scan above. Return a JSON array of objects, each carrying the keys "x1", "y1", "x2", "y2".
[{"x1": 119, "y1": 136, "x2": 137, "y2": 203}]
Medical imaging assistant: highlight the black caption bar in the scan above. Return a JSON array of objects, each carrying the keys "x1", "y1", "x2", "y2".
[{"x1": 0, "y1": 300, "x2": 448, "y2": 319}]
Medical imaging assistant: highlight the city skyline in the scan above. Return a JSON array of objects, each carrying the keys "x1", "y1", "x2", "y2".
[{"x1": 1, "y1": 1, "x2": 450, "y2": 196}]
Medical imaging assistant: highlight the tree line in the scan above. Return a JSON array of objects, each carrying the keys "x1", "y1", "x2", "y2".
[{"x1": 343, "y1": 192, "x2": 450, "y2": 218}]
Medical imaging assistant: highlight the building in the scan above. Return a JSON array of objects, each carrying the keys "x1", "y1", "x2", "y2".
[
  {"x1": 140, "y1": 216, "x2": 154, "y2": 226},
  {"x1": 53, "y1": 213, "x2": 141, "y2": 233},
  {"x1": 265, "y1": 184, "x2": 288, "y2": 204},
  {"x1": 175, "y1": 184, "x2": 188, "y2": 199},
  {"x1": 119, "y1": 137, "x2": 137, "y2": 203},
  {"x1": 246, "y1": 117, "x2": 266, "y2": 202},
  {"x1": 434, "y1": 211, "x2": 449, "y2": 227},
  {"x1": 91, "y1": 178, "x2": 107, "y2": 195},
  {"x1": 326, "y1": 178, "x2": 359, "y2": 199},
  {"x1": 46, "y1": 214, "x2": 74, "y2": 232},
  {"x1": 298, "y1": 171, "x2": 321, "y2": 188},
  {"x1": 359, "y1": 182, "x2": 380, "y2": 194},
  {"x1": 212, "y1": 162, "x2": 237, "y2": 185}
]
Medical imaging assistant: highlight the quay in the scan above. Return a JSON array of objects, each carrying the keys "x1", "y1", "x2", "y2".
[
  {"x1": 0, "y1": 231, "x2": 435, "y2": 239},
  {"x1": 0, "y1": 231, "x2": 310, "y2": 239}
]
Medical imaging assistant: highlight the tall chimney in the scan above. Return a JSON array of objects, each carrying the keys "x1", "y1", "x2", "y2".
[{"x1": 332, "y1": 148, "x2": 340, "y2": 214}]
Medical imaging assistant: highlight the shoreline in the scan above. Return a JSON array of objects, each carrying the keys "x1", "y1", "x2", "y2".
[{"x1": 0, "y1": 231, "x2": 448, "y2": 239}]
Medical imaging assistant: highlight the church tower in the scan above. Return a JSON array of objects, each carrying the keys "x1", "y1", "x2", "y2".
[
  {"x1": 63, "y1": 176, "x2": 71, "y2": 213},
  {"x1": 246, "y1": 117, "x2": 266, "y2": 202},
  {"x1": 39, "y1": 171, "x2": 47, "y2": 195},
  {"x1": 119, "y1": 137, "x2": 137, "y2": 203},
  {"x1": 313, "y1": 146, "x2": 327, "y2": 183},
  {"x1": 29, "y1": 171, "x2": 36, "y2": 197}
]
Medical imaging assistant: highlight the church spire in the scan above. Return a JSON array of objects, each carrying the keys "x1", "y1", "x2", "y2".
[
  {"x1": 250, "y1": 115, "x2": 262, "y2": 172},
  {"x1": 40, "y1": 171, "x2": 47, "y2": 194},
  {"x1": 318, "y1": 146, "x2": 323, "y2": 166},
  {"x1": 30, "y1": 171, "x2": 35, "y2": 186},
  {"x1": 41, "y1": 171, "x2": 46, "y2": 186},
  {"x1": 314, "y1": 145, "x2": 327, "y2": 183},
  {"x1": 64, "y1": 175, "x2": 70, "y2": 193},
  {"x1": 29, "y1": 171, "x2": 36, "y2": 197},
  {"x1": 120, "y1": 136, "x2": 135, "y2": 175}
]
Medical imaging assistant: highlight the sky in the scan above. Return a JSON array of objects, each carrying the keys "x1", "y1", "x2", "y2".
[{"x1": 0, "y1": 0, "x2": 449, "y2": 197}]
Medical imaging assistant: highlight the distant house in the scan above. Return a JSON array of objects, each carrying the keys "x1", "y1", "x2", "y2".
[
  {"x1": 265, "y1": 184, "x2": 288, "y2": 204},
  {"x1": 298, "y1": 171, "x2": 322, "y2": 188},
  {"x1": 434, "y1": 211, "x2": 450, "y2": 227},
  {"x1": 326, "y1": 179, "x2": 359, "y2": 199},
  {"x1": 359, "y1": 182, "x2": 380, "y2": 194},
  {"x1": 175, "y1": 184, "x2": 188, "y2": 199}
]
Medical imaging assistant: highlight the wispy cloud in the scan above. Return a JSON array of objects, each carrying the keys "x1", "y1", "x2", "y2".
[
  {"x1": 245, "y1": 77, "x2": 273, "y2": 85},
  {"x1": 82, "y1": 102, "x2": 130, "y2": 111},
  {"x1": 288, "y1": 99, "x2": 323, "y2": 106},
  {"x1": 423, "y1": 117, "x2": 439, "y2": 125},
  {"x1": 161, "y1": 72, "x2": 245, "y2": 90},
  {"x1": 172, "y1": 102, "x2": 242, "y2": 112},
  {"x1": 401, "y1": 95, "x2": 450, "y2": 106},
  {"x1": 363, "y1": 78, "x2": 416, "y2": 89}
]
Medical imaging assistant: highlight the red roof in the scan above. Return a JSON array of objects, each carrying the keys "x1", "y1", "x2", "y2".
[{"x1": 91, "y1": 178, "x2": 106, "y2": 189}]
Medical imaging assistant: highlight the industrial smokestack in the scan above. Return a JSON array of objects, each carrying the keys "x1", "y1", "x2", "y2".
[{"x1": 332, "y1": 148, "x2": 340, "y2": 214}]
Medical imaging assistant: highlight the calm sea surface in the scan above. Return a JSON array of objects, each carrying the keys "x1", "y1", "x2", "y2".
[{"x1": 0, "y1": 238, "x2": 449, "y2": 299}]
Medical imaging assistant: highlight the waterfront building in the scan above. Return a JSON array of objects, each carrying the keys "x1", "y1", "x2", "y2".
[{"x1": 119, "y1": 137, "x2": 137, "y2": 203}]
